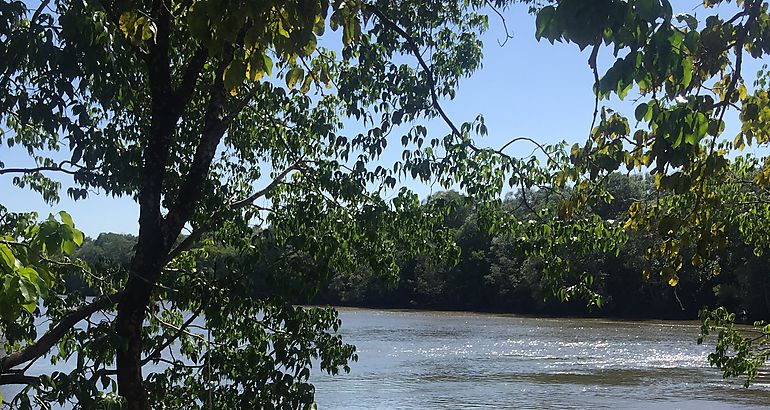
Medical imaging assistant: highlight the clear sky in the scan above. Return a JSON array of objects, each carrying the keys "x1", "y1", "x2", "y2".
[{"x1": 0, "y1": 1, "x2": 760, "y2": 237}]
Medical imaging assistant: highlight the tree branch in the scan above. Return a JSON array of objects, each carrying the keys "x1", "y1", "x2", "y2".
[
  {"x1": 165, "y1": 230, "x2": 204, "y2": 263},
  {"x1": 141, "y1": 305, "x2": 204, "y2": 366},
  {"x1": 497, "y1": 136, "x2": 555, "y2": 163},
  {"x1": 485, "y1": 0, "x2": 514, "y2": 46},
  {"x1": 163, "y1": 49, "x2": 235, "y2": 239},
  {"x1": 0, "y1": 293, "x2": 121, "y2": 375},
  {"x1": 368, "y1": 5, "x2": 462, "y2": 139},
  {"x1": 368, "y1": 5, "x2": 547, "y2": 166},
  {"x1": 0, "y1": 160, "x2": 95, "y2": 176},
  {"x1": 173, "y1": 46, "x2": 209, "y2": 115},
  {"x1": 0, "y1": 373, "x2": 40, "y2": 385},
  {"x1": 223, "y1": 87, "x2": 260, "y2": 124},
  {"x1": 229, "y1": 162, "x2": 301, "y2": 209},
  {"x1": 588, "y1": 38, "x2": 601, "y2": 138}
]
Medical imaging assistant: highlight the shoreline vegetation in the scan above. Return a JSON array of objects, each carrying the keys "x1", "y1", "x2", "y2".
[
  {"x1": 306, "y1": 304, "x2": 711, "y2": 324},
  {"x1": 72, "y1": 173, "x2": 769, "y2": 324}
]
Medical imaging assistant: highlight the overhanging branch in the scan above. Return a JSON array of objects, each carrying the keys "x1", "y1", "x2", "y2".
[
  {"x1": 0, "y1": 373, "x2": 40, "y2": 385},
  {"x1": 0, "y1": 160, "x2": 96, "y2": 176},
  {"x1": 367, "y1": 5, "x2": 462, "y2": 139},
  {"x1": 0, "y1": 293, "x2": 121, "y2": 376}
]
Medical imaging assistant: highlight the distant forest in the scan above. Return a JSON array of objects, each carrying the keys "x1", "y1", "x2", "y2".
[{"x1": 73, "y1": 173, "x2": 770, "y2": 321}]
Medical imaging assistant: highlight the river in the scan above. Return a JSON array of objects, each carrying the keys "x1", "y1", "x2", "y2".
[
  {"x1": 5, "y1": 308, "x2": 770, "y2": 408},
  {"x1": 311, "y1": 308, "x2": 770, "y2": 409}
]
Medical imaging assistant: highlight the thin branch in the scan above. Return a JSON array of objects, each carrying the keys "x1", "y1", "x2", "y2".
[
  {"x1": 165, "y1": 230, "x2": 204, "y2": 263},
  {"x1": 173, "y1": 46, "x2": 209, "y2": 113},
  {"x1": 0, "y1": 293, "x2": 121, "y2": 375},
  {"x1": 498, "y1": 136, "x2": 555, "y2": 163},
  {"x1": 141, "y1": 305, "x2": 204, "y2": 366},
  {"x1": 148, "y1": 357, "x2": 205, "y2": 369},
  {"x1": 588, "y1": 38, "x2": 601, "y2": 138},
  {"x1": 485, "y1": 0, "x2": 514, "y2": 46},
  {"x1": 151, "y1": 312, "x2": 220, "y2": 347},
  {"x1": 368, "y1": 5, "x2": 462, "y2": 139},
  {"x1": 0, "y1": 160, "x2": 93, "y2": 176},
  {"x1": 223, "y1": 87, "x2": 260, "y2": 124},
  {"x1": 723, "y1": 10, "x2": 749, "y2": 26},
  {"x1": 229, "y1": 162, "x2": 301, "y2": 209},
  {"x1": 41, "y1": 256, "x2": 106, "y2": 283},
  {"x1": 0, "y1": 240, "x2": 28, "y2": 247}
]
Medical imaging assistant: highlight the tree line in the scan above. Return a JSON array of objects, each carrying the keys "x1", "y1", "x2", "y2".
[{"x1": 72, "y1": 172, "x2": 770, "y2": 321}]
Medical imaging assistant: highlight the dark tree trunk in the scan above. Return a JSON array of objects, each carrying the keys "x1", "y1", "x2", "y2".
[
  {"x1": 115, "y1": 304, "x2": 150, "y2": 409},
  {"x1": 116, "y1": 228, "x2": 169, "y2": 409},
  {"x1": 110, "y1": 3, "x2": 231, "y2": 404},
  {"x1": 114, "y1": 74, "x2": 176, "y2": 409}
]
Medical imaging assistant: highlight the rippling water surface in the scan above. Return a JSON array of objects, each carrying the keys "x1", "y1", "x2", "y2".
[{"x1": 311, "y1": 308, "x2": 770, "y2": 409}]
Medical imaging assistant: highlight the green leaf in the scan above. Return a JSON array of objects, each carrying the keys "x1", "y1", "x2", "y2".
[
  {"x1": 634, "y1": 103, "x2": 648, "y2": 122},
  {"x1": 0, "y1": 244, "x2": 16, "y2": 271},
  {"x1": 263, "y1": 54, "x2": 273, "y2": 76},
  {"x1": 286, "y1": 67, "x2": 304, "y2": 89},
  {"x1": 62, "y1": 239, "x2": 76, "y2": 255},
  {"x1": 187, "y1": 7, "x2": 210, "y2": 41},
  {"x1": 302, "y1": 34, "x2": 318, "y2": 56},
  {"x1": 223, "y1": 59, "x2": 246, "y2": 95},
  {"x1": 681, "y1": 57, "x2": 693, "y2": 88},
  {"x1": 59, "y1": 211, "x2": 74, "y2": 228},
  {"x1": 676, "y1": 13, "x2": 698, "y2": 30},
  {"x1": 535, "y1": 6, "x2": 556, "y2": 41},
  {"x1": 141, "y1": 19, "x2": 157, "y2": 41},
  {"x1": 72, "y1": 228, "x2": 84, "y2": 246},
  {"x1": 16, "y1": 267, "x2": 38, "y2": 283},
  {"x1": 19, "y1": 280, "x2": 35, "y2": 308},
  {"x1": 635, "y1": 0, "x2": 661, "y2": 22}
]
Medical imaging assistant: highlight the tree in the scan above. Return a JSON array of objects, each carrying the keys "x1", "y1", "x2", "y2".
[
  {"x1": 532, "y1": 0, "x2": 770, "y2": 386},
  {"x1": 0, "y1": 0, "x2": 523, "y2": 407}
]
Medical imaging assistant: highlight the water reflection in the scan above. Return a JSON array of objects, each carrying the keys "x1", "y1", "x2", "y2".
[{"x1": 312, "y1": 308, "x2": 770, "y2": 409}]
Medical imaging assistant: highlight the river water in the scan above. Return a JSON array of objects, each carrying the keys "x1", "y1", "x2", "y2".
[
  {"x1": 311, "y1": 308, "x2": 770, "y2": 409},
  {"x1": 5, "y1": 307, "x2": 770, "y2": 408}
]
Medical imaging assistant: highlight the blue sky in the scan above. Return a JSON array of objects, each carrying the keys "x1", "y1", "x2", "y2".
[{"x1": 0, "y1": 1, "x2": 760, "y2": 237}]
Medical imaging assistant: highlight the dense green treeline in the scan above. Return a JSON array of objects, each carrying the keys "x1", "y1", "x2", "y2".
[
  {"x1": 74, "y1": 173, "x2": 770, "y2": 321},
  {"x1": 318, "y1": 173, "x2": 770, "y2": 320}
]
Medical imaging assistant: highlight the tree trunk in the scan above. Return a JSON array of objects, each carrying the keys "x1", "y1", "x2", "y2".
[
  {"x1": 115, "y1": 223, "x2": 170, "y2": 409},
  {"x1": 116, "y1": 304, "x2": 150, "y2": 410}
]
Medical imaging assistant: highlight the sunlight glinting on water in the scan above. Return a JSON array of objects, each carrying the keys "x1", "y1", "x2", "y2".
[{"x1": 312, "y1": 309, "x2": 770, "y2": 409}]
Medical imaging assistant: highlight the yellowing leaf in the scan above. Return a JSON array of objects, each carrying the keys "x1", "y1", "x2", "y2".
[
  {"x1": 141, "y1": 19, "x2": 157, "y2": 41},
  {"x1": 739, "y1": 84, "x2": 748, "y2": 100},
  {"x1": 668, "y1": 274, "x2": 679, "y2": 287},
  {"x1": 118, "y1": 11, "x2": 139, "y2": 38},
  {"x1": 734, "y1": 133, "x2": 745, "y2": 150},
  {"x1": 692, "y1": 254, "x2": 703, "y2": 267},
  {"x1": 286, "y1": 67, "x2": 304, "y2": 89},
  {"x1": 300, "y1": 74, "x2": 312, "y2": 94}
]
